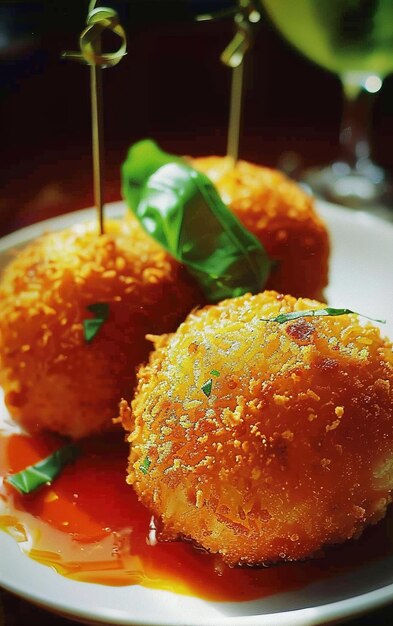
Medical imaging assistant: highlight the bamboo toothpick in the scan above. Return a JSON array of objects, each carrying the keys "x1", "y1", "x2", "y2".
[
  {"x1": 91, "y1": 62, "x2": 104, "y2": 234},
  {"x1": 199, "y1": 1, "x2": 260, "y2": 165},
  {"x1": 63, "y1": 1, "x2": 127, "y2": 235},
  {"x1": 221, "y1": 2, "x2": 260, "y2": 165},
  {"x1": 226, "y1": 51, "x2": 245, "y2": 165}
]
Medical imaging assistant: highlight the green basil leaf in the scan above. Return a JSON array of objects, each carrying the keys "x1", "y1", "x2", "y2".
[
  {"x1": 5, "y1": 444, "x2": 80, "y2": 495},
  {"x1": 83, "y1": 302, "x2": 109, "y2": 343},
  {"x1": 121, "y1": 139, "x2": 181, "y2": 210},
  {"x1": 122, "y1": 146, "x2": 272, "y2": 302},
  {"x1": 262, "y1": 308, "x2": 386, "y2": 324}
]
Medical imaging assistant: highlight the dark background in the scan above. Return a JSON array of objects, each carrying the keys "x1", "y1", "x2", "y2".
[
  {"x1": 1, "y1": 1, "x2": 393, "y2": 624},
  {"x1": 1, "y1": 0, "x2": 393, "y2": 237}
]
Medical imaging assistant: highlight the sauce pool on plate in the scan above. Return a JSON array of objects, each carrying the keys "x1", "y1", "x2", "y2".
[{"x1": 0, "y1": 430, "x2": 392, "y2": 601}]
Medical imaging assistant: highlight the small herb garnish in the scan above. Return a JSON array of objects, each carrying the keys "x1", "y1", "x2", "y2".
[
  {"x1": 83, "y1": 302, "x2": 109, "y2": 343},
  {"x1": 140, "y1": 456, "x2": 151, "y2": 475},
  {"x1": 261, "y1": 308, "x2": 386, "y2": 325},
  {"x1": 210, "y1": 369, "x2": 220, "y2": 377},
  {"x1": 5, "y1": 443, "x2": 80, "y2": 495},
  {"x1": 201, "y1": 379, "x2": 213, "y2": 397}
]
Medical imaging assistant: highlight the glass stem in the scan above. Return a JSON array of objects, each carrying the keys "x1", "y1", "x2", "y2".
[{"x1": 339, "y1": 75, "x2": 377, "y2": 169}]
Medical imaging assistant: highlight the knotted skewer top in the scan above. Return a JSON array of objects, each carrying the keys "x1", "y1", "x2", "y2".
[{"x1": 63, "y1": 0, "x2": 127, "y2": 68}]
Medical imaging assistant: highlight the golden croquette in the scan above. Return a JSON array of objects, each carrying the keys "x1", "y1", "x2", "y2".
[
  {"x1": 192, "y1": 157, "x2": 329, "y2": 300},
  {"x1": 122, "y1": 291, "x2": 393, "y2": 566},
  {"x1": 0, "y1": 217, "x2": 202, "y2": 439}
]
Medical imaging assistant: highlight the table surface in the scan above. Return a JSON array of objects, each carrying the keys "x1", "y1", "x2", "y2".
[{"x1": 1, "y1": 2, "x2": 393, "y2": 624}]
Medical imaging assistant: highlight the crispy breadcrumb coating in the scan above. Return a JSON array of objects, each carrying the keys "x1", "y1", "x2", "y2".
[
  {"x1": 192, "y1": 157, "x2": 329, "y2": 299},
  {"x1": 122, "y1": 291, "x2": 393, "y2": 565},
  {"x1": 0, "y1": 217, "x2": 201, "y2": 439}
]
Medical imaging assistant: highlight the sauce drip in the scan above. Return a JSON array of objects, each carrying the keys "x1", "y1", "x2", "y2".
[{"x1": 0, "y1": 431, "x2": 392, "y2": 601}]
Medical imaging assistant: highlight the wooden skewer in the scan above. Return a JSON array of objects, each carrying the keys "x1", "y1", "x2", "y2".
[
  {"x1": 220, "y1": 1, "x2": 260, "y2": 165},
  {"x1": 90, "y1": 62, "x2": 105, "y2": 235},
  {"x1": 62, "y1": 1, "x2": 126, "y2": 236},
  {"x1": 227, "y1": 60, "x2": 244, "y2": 165}
]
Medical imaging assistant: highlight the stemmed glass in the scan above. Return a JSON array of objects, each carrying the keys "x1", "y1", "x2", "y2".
[{"x1": 262, "y1": 0, "x2": 393, "y2": 208}]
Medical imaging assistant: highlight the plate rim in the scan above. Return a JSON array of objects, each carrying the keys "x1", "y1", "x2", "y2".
[{"x1": 1, "y1": 198, "x2": 393, "y2": 250}]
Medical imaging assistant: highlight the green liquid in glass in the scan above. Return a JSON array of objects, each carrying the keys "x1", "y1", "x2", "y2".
[{"x1": 263, "y1": 0, "x2": 393, "y2": 79}]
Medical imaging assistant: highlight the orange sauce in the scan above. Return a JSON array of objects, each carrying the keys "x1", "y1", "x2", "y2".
[{"x1": 0, "y1": 431, "x2": 392, "y2": 601}]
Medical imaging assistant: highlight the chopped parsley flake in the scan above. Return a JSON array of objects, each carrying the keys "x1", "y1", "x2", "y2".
[
  {"x1": 210, "y1": 369, "x2": 220, "y2": 377},
  {"x1": 140, "y1": 456, "x2": 151, "y2": 475},
  {"x1": 83, "y1": 302, "x2": 110, "y2": 342},
  {"x1": 201, "y1": 379, "x2": 213, "y2": 397}
]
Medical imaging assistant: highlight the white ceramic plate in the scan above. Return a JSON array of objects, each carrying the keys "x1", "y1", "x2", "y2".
[{"x1": 0, "y1": 200, "x2": 393, "y2": 626}]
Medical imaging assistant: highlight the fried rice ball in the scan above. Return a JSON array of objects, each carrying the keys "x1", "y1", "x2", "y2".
[
  {"x1": 192, "y1": 157, "x2": 329, "y2": 299},
  {"x1": 0, "y1": 217, "x2": 201, "y2": 439},
  {"x1": 121, "y1": 291, "x2": 393, "y2": 565}
]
